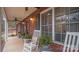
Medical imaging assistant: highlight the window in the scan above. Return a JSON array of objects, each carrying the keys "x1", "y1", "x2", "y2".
[
  {"x1": 41, "y1": 9, "x2": 52, "y2": 38},
  {"x1": 55, "y1": 7, "x2": 79, "y2": 43}
]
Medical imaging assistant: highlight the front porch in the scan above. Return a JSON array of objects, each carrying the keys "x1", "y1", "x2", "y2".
[
  {"x1": 3, "y1": 36, "x2": 63, "y2": 52},
  {"x1": 0, "y1": 7, "x2": 79, "y2": 52}
]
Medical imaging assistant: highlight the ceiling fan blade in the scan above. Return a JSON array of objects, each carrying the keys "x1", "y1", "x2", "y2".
[
  {"x1": 35, "y1": 7, "x2": 40, "y2": 9},
  {"x1": 25, "y1": 7, "x2": 28, "y2": 11}
]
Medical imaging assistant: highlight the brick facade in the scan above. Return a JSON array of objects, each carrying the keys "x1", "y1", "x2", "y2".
[
  {"x1": 49, "y1": 43, "x2": 63, "y2": 52},
  {"x1": 16, "y1": 16, "x2": 36, "y2": 36},
  {"x1": 29, "y1": 16, "x2": 36, "y2": 35}
]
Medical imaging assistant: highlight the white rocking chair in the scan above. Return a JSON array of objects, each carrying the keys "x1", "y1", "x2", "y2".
[
  {"x1": 23, "y1": 30, "x2": 41, "y2": 52},
  {"x1": 63, "y1": 32, "x2": 79, "y2": 52}
]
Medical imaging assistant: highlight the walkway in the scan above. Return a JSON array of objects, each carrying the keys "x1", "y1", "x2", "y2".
[{"x1": 3, "y1": 36, "x2": 24, "y2": 52}]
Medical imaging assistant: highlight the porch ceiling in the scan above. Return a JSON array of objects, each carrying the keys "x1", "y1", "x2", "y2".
[{"x1": 4, "y1": 7, "x2": 37, "y2": 21}]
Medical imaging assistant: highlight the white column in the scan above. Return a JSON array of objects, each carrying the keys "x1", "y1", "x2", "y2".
[
  {"x1": 52, "y1": 7, "x2": 55, "y2": 41},
  {"x1": 2, "y1": 8, "x2": 8, "y2": 41}
]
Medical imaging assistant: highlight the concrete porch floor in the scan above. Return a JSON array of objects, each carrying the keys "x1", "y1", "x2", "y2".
[
  {"x1": 3, "y1": 37, "x2": 24, "y2": 52},
  {"x1": 3, "y1": 36, "x2": 63, "y2": 52}
]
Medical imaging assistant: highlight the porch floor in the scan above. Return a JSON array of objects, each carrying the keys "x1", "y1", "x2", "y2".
[
  {"x1": 3, "y1": 36, "x2": 24, "y2": 52},
  {"x1": 3, "y1": 36, "x2": 63, "y2": 52}
]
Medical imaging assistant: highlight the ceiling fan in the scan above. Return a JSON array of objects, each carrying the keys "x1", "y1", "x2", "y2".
[
  {"x1": 14, "y1": 17, "x2": 21, "y2": 22},
  {"x1": 25, "y1": 7, "x2": 40, "y2": 11},
  {"x1": 35, "y1": 7, "x2": 40, "y2": 9},
  {"x1": 25, "y1": 7, "x2": 28, "y2": 11}
]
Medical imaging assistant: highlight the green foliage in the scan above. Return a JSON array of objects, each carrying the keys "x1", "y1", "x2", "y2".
[
  {"x1": 18, "y1": 32, "x2": 32, "y2": 39},
  {"x1": 23, "y1": 34, "x2": 32, "y2": 39},
  {"x1": 39, "y1": 34, "x2": 52, "y2": 47},
  {"x1": 0, "y1": 35, "x2": 3, "y2": 40}
]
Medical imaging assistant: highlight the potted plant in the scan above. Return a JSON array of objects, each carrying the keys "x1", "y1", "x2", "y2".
[
  {"x1": 17, "y1": 32, "x2": 22, "y2": 38},
  {"x1": 18, "y1": 31, "x2": 32, "y2": 39},
  {"x1": 22, "y1": 34, "x2": 32, "y2": 39},
  {"x1": 39, "y1": 34, "x2": 52, "y2": 51},
  {"x1": 22, "y1": 34, "x2": 32, "y2": 42}
]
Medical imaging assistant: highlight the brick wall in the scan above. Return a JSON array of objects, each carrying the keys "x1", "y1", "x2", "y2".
[
  {"x1": 49, "y1": 43, "x2": 63, "y2": 52},
  {"x1": 29, "y1": 16, "x2": 36, "y2": 35},
  {"x1": 16, "y1": 16, "x2": 36, "y2": 36}
]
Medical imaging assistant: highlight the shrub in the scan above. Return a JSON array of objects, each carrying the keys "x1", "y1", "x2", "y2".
[
  {"x1": 23, "y1": 34, "x2": 32, "y2": 39},
  {"x1": 18, "y1": 32, "x2": 32, "y2": 39},
  {"x1": 39, "y1": 35, "x2": 52, "y2": 47}
]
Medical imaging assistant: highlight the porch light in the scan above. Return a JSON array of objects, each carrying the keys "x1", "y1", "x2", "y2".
[{"x1": 30, "y1": 18, "x2": 33, "y2": 21}]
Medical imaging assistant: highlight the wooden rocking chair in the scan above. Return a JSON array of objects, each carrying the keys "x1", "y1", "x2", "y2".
[
  {"x1": 23, "y1": 30, "x2": 41, "y2": 52},
  {"x1": 63, "y1": 32, "x2": 79, "y2": 52}
]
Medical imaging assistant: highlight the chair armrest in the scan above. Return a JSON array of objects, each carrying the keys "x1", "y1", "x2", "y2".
[
  {"x1": 24, "y1": 42, "x2": 36, "y2": 47},
  {"x1": 24, "y1": 39, "x2": 32, "y2": 43}
]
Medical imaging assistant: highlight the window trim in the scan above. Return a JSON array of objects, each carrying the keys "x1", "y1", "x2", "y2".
[
  {"x1": 40, "y1": 8, "x2": 53, "y2": 41},
  {"x1": 52, "y1": 7, "x2": 64, "y2": 45},
  {"x1": 40, "y1": 7, "x2": 64, "y2": 45}
]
